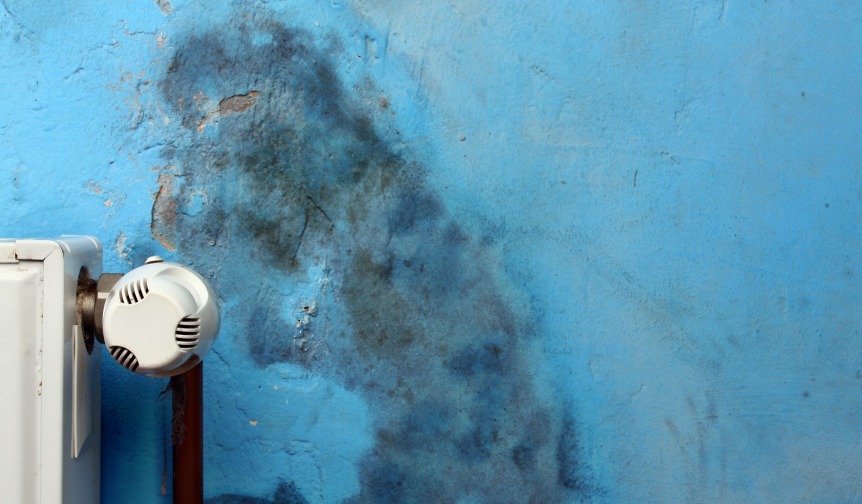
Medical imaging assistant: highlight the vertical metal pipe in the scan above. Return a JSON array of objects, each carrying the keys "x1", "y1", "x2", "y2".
[{"x1": 172, "y1": 362, "x2": 203, "y2": 504}]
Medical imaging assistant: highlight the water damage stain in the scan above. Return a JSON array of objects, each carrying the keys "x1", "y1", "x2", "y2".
[
  {"x1": 158, "y1": 11, "x2": 592, "y2": 503},
  {"x1": 206, "y1": 481, "x2": 309, "y2": 504}
]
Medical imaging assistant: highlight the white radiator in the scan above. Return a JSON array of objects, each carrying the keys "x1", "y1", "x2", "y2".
[{"x1": 0, "y1": 237, "x2": 101, "y2": 504}]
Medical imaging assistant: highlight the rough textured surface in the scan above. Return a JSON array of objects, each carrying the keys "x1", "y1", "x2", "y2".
[
  {"x1": 158, "y1": 15, "x2": 580, "y2": 503},
  {"x1": 1, "y1": 1, "x2": 861, "y2": 503}
]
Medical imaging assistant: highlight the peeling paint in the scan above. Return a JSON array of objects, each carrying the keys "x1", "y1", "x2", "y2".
[
  {"x1": 198, "y1": 91, "x2": 260, "y2": 133},
  {"x1": 114, "y1": 232, "x2": 130, "y2": 262},
  {"x1": 151, "y1": 169, "x2": 177, "y2": 251},
  {"x1": 154, "y1": 0, "x2": 172, "y2": 15}
]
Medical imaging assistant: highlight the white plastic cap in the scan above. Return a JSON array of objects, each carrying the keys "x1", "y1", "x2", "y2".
[{"x1": 102, "y1": 261, "x2": 219, "y2": 377}]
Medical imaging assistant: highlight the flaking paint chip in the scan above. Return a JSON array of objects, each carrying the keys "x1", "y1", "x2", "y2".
[
  {"x1": 197, "y1": 91, "x2": 260, "y2": 132},
  {"x1": 249, "y1": 420, "x2": 258, "y2": 426}
]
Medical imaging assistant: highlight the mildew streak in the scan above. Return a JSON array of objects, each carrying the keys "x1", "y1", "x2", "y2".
[{"x1": 159, "y1": 13, "x2": 591, "y2": 503}]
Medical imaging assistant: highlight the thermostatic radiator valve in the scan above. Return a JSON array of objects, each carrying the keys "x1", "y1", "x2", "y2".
[{"x1": 79, "y1": 256, "x2": 220, "y2": 378}]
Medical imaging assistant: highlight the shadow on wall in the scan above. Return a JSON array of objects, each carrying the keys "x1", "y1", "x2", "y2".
[{"x1": 157, "y1": 10, "x2": 593, "y2": 503}]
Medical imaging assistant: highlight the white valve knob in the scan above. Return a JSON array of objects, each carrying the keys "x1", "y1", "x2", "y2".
[{"x1": 101, "y1": 260, "x2": 219, "y2": 377}]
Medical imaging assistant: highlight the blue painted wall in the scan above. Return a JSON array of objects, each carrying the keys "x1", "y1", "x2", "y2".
[{"x1": 2, "y1": 1, "x2": 861, "y2": 502}]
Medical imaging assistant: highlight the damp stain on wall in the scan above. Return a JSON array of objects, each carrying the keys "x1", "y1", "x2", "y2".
[
  {"x1": 206, "y1": 481, "x2": 309, "y2": 504},
  {"x1": 158, "y1": 11, "x2": 591, "y2": 503}
]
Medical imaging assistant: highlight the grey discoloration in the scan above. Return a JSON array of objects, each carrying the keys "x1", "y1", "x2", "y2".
[
  {"x1": 159, "y1": 11, "x2": 590, "y2": 502},
  {"x1": 150, "y1": 169, "x2": 177, "y2": 251},
  {"x1": 154, "y1": 0, "x2": 172, "y2": 15}
]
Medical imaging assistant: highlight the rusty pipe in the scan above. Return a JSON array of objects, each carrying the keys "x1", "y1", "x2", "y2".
[{"x1": 172, "y1": 362, "x2": 203, "y2": 504}]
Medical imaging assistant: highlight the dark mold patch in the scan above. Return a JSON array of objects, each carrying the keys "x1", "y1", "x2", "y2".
[
  {"x1": 206, "y1": 481, "x2": 309, "y2": 504},
  {"x1": 558, "y1": 413, "x2": 588, "y2": 493},
  {"x1": 159, "y1": 11, "x2": 590, "y2": 503}
]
